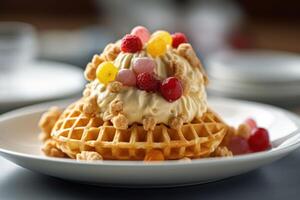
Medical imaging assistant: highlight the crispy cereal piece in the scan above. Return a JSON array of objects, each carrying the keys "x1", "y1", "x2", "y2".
[
  {"x1": 180, "y1": 157, "x2": 192, "y2": 162},
  {"x1": 76, "y1": 151, "x2": 103, "y2": 161},
  {"x1": 110, "y1": 100, "x2": 123, "y2": 116},
  {"x1": 212, "y1": 146, "x2": 233, "y2": 157},
  {"x1": 39, "y1": 107, "x2": 62, "y2": 141},
  {"x1": 84, "y1": 62, "x2": 97, "y2": 81},
  {"x1": 169, "y1": 116, "x2": 184, "y2": 130},
  {"x1": 237, "y1": 123, "x2": 251, "y2": 139},
  {"x1": 84, "y1": 54, "x2": 106, "y2": 81},
  {"x1": 144, "y1": 149, "x2": 165, "y2": 161},
  {"x1": 143, "y1": 116, "x2": 157, "y2": 131},
  {"x1": 112, "y1": 114, "x2": 128, "y2": 130},
  {"x1": 92, "y1": 54, "x2": 105, "y2": 66},
  {"x1": 102, "y1": 43, "x2": 121, "y2": 61},
  {"x1": 42, "y1": 139, "x2": 66, "y2": 158},
  {"x1": 108, "y1": 81, "x2": 123, "y2": 93},
  {"x1": 81, "y1": 95, "x2": 99, "y2": 117},
  {"x1": 177, "y1": 43, "x2": 208, "y2": 85},
  {"x1": 179, "y1": 77, "x2": 190, "y2": 96}
]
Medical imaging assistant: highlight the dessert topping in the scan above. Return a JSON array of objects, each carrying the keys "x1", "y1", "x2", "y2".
[
  {"x1": 136, "y1": 72, "x2": 161, "y2": 92},
  {"x1": 146, "y1": 37, "x2": 167, "y2": 57},
  {"x1": 116, "y1": 69, "x2": 137, "y2": 86},
  {"x1": 152, "y1": 30, "x2": 173, "y2": 45},
  {"x1": 121, "y1": 34, "x2": 143, "y2": 53},
  {"x1": 110, "y1": 100, "x2": 123, "y2": 116},
  {"x1": 177, "y1": 43, "x2": 208, "y2": 85},
  {"x1": 248, "y1": 128, "x2": 271, "y2": 152},
  {"x1": 84, "y1": 55, "x2": 105, "y2": 81},
  {"x1": 112, "y1": 113, "x2": 129, "y2": 130},
  {"x1": 76, "y1": 151, "x2": 103, "y2": 161},
  {"x1": 237, "y1": 123, "x2": 251, "y2": 139},
  {"x1": 245, "y1": 118, "x2": 257, "y2": 131},
  {"x1": 133, "y1": 57, "x2": 155, "y2": 74},
  {"x1": 213, "y1": 146, "x2": 233, "y2": 157},
  {"x1": 131, "y1": 26, "x2": 151, "y2": 44},
  {"x1": 172, "y1": 32, "x2": 188, "y2": 48},
  {"x1": 160, "y1": 77, "x2": 183, "y2": 102},
  {"x1": 81, "y1": 95, "x2": 99, "y2": 117},
  {"x1": 143, "y1": 116, "x2": 157, "y2": 131},
  {"x1": 84, "y1": 62, "x2": 97, "y2": 81},
  {"x1": 169, "y1": 116, "x2": 184, "y2": 130},
  {"x1": 39, "y1": 107, "x2": 62, "y2": 141},
  {"x1": 108, "y1": 81, "x2": 123, "y2": 93},
  {"x1": 42, "y1": 139, "x2": 66, "y2": 158},
  {"x1": 227, "y1": 136, "x2": 250, "y2": 155},
  {"x1": 96, "y1": 61, "x2": 119, "y2": 85},
  {"x1": 103, "y1": 43, "x2": 121, "y2": 61}
]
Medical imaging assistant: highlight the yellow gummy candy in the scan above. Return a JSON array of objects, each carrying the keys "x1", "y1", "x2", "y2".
[
  {"x1": 152, "y1": 30, "x2": 172, "y2": 45},
  {"x1": 146, "y1": 37, "x2": 167, "y2": 57},
  {"x1": 96, "y1": 61, "x2": 118, "y2": 85}
]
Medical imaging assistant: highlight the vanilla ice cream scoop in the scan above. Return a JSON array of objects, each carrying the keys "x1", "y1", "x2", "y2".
[{"x1": 88, "y1": 44, "x2": 208, "y2": 126}]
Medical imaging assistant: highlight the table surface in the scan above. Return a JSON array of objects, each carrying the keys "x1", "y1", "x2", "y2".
[{"x1": 0, "y1": 149, "x2": 299, "y2": 200}]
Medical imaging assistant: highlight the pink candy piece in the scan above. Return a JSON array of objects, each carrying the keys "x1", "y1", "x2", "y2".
[
  {"x1": 116, "y1": 69, "x2": 136, "y2": 86},
  {"x1": 228, "y1": 136, "x2": 250, "y2": 155},
  {"x1": 245, "y1": 118, "x2": 257, "y2": 131},
  {"x1": 131, "y1": 26, "x2": 150, "y2": 44},
  {"x1": 133, "y1": 57, "x2": 156, "y2": 75}
]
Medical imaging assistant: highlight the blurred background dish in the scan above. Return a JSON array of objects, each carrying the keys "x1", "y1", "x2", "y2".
[
  {"x1": 0, "y1": 22, "x2": 37, "y2": 71},
  {"x1": 206, "y1": 50, "x2": 300, "y2": 106},
  {"x1": 0, "y1": 61, "x2": 84, "y2": 112}
]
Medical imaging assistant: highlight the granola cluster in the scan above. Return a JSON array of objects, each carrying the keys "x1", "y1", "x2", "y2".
[
  {"x1": 80, "y1": 95, "x2": 100, "y2": 118},
  {"x1": 76, "y1": 151, "x2": 103, "y2": 161},
  {"x1": 112, "y1": 114, "x2": 129, "y2": 130},
  {"x1": 213, "y1": 146, "x2": 233, "y2": 157},
  {"x1": 169, "y1": 114, "x2": 187, "y2": 130},
  {"x1": 84, "y1": 43, "x2": 121, "y2": 81},
  {"x1": 38, "y1": 107, "x2": 62, "y2": 141},
  {"x1": 176, "y1": 43, "x2": 208, "y2": 85},
  {"x1": 107, "y1": 81, "x2": 123, "y2": 93},
  {"x1": 42, "y1": 139, "x2": 66, "y2": 158},
  {"x1": 143, "y1": 116, "x2": 157, "y2": 131}
]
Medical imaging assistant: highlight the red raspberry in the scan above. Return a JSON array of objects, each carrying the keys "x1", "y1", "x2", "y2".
[
  {"x1": 171, "y1": 32, "x2": 188, "y2": 48},
  {"x1": 121, "y1": 34, "x2": 143, "y2": 53},
  {"x1": 136, "y1": 72, "x2": 160, "y2": 92},
  {"x1": 160, "y1": 77, "x2": 183, "y2": 102},
  {"x1": 248, "y1": 128, "x2": 271, "y2": 152}
]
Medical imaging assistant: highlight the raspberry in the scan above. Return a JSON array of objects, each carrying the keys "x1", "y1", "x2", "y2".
[
  {"x1": 121, "y1": 34, "x2": 142, "y2": 53},
  {"x1": 172, "y1": 32, "x2": 188, "y2": 48},
  {"x1": 136, "y1": 72, "x2": 160, "y2": 92},
  {"x1": 248, "y1": 128, "x2": 271, "y2": 152},
  {"x1": 160, "y1": 77, "x2": 183, "y2": 102}
]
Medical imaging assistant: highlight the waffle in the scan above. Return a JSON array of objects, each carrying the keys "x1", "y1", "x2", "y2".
[{"x1": 49, "y1": 100, "x2": 228, "y2": 160}]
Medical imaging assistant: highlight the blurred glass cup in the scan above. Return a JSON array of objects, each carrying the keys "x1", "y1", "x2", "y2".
[{"x1": 0, "y1": 22, "x2": 37, "y2": 72}]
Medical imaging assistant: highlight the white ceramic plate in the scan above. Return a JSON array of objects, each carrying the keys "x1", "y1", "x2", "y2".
[
  {"x1": 0, "y1": 61, "x2": 84, "y2": 110},
  {"x1": 0, "y1": 98, "x2": 300, "y2": 187}
]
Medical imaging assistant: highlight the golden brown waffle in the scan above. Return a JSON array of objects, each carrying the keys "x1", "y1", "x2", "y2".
[{"x1": 50, "y1": 100, "x2": 228, "y2": 160}]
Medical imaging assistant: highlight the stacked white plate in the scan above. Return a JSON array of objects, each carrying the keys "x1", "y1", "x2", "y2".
[
  {"x1": 206, "y1": 50, "x2": 300, "y2": 106},
  {"x1": 0, "y1": 61, "x2": 85, "y2": 111}
]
